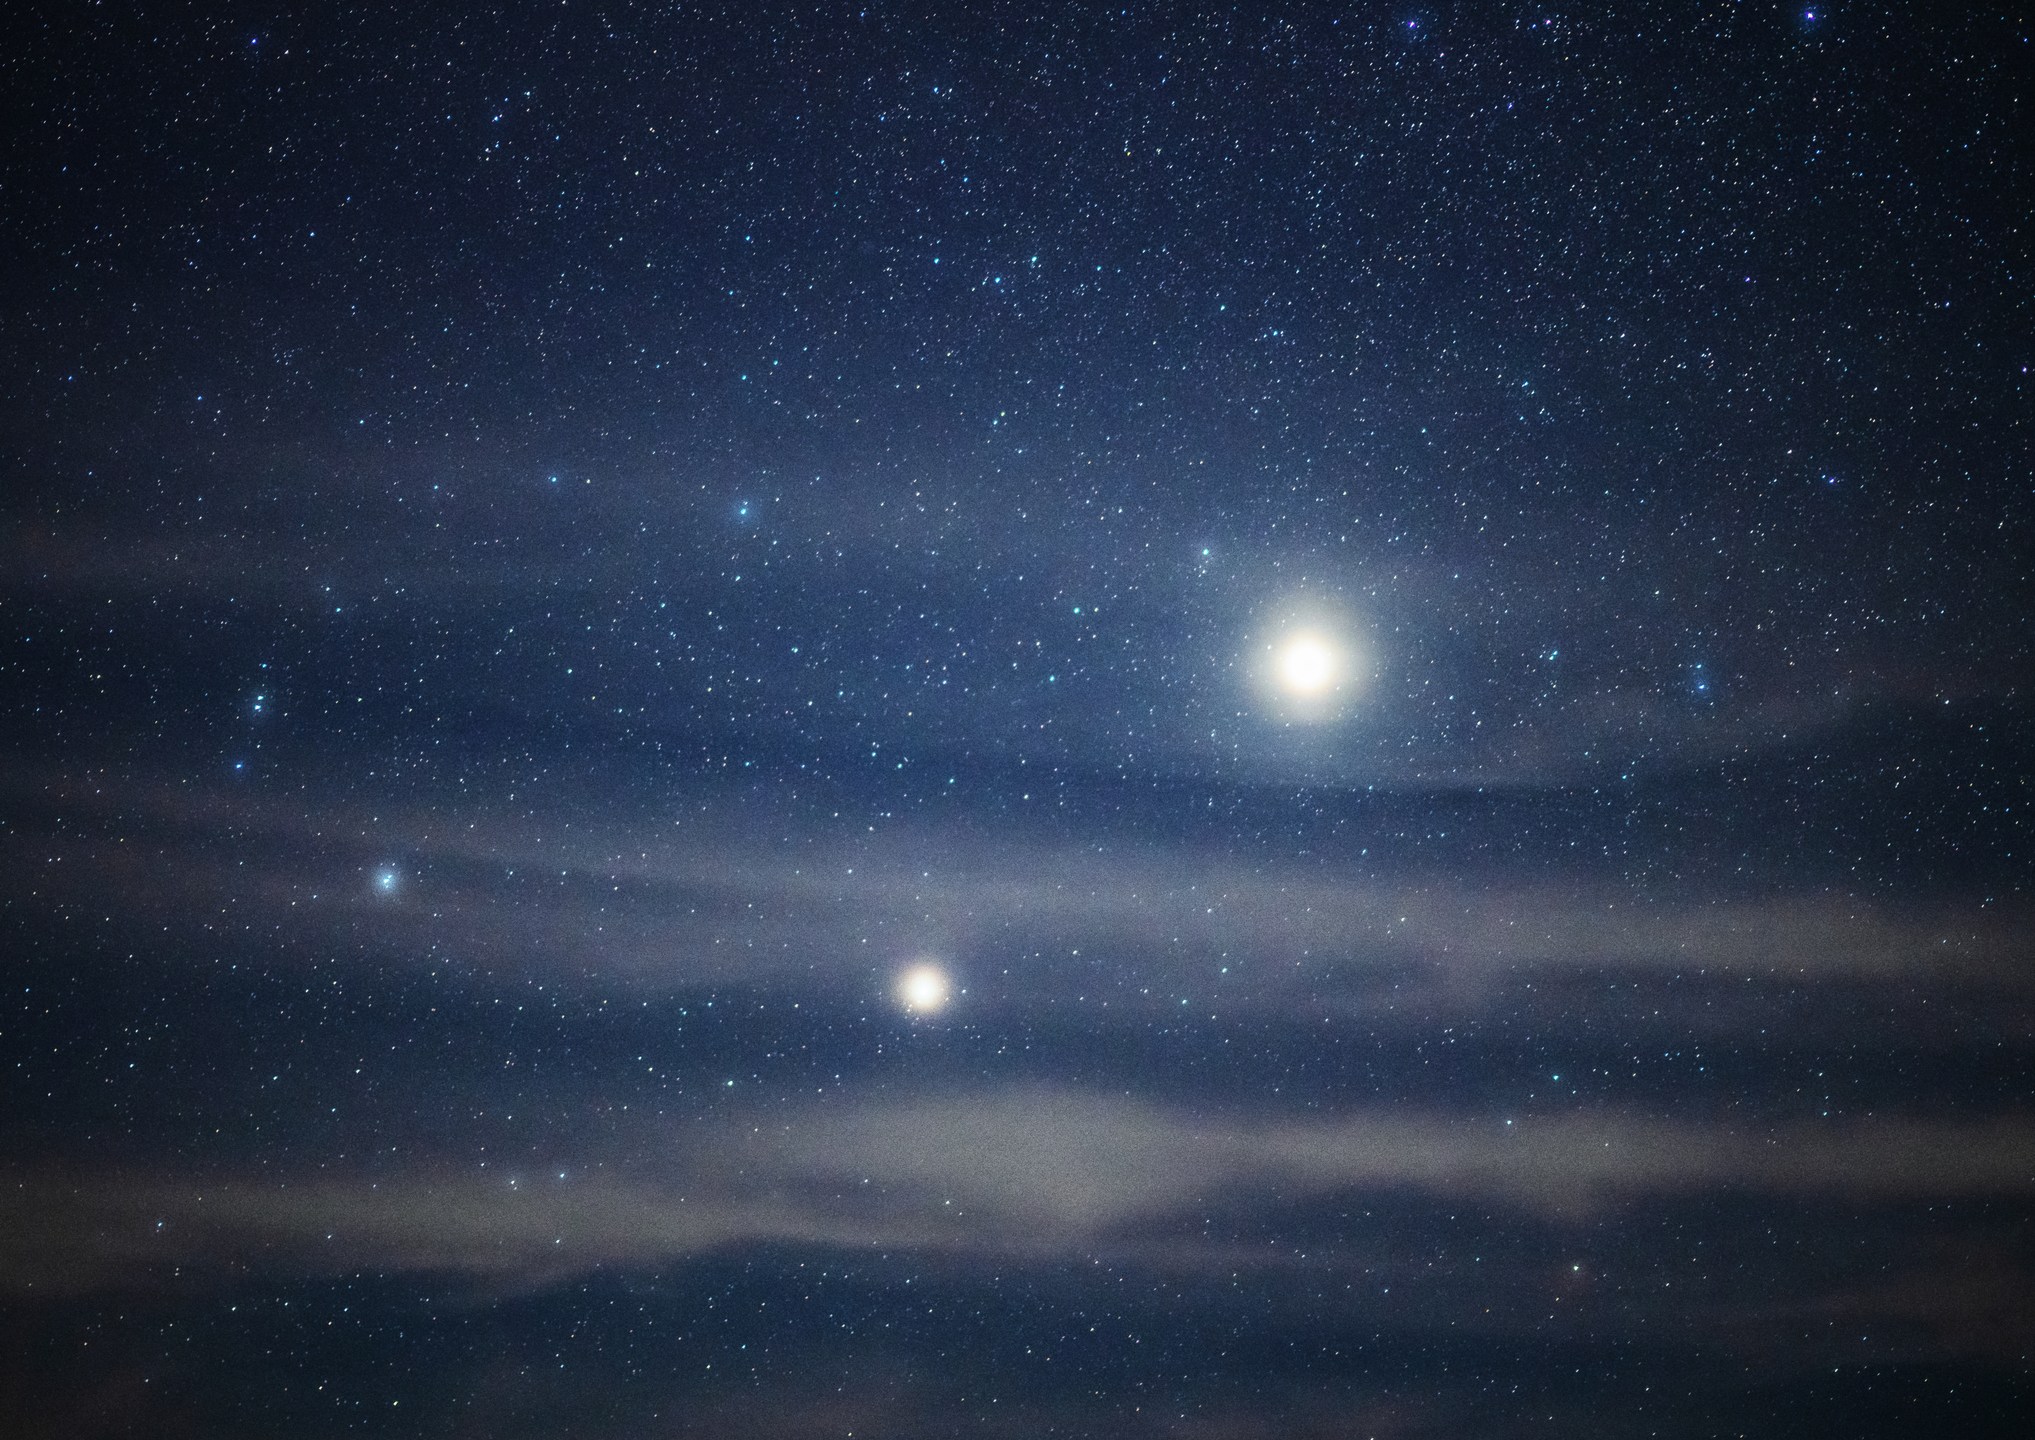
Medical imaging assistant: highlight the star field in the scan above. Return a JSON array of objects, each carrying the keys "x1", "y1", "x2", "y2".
[{"x1": 2, "y1": 3, "x2": 2032, "y2": 1437}]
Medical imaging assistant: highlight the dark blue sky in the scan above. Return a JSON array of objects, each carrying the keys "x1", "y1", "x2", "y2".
[{"x1": 3, "y1": 3, "x2": 2031, "y2": 1435}]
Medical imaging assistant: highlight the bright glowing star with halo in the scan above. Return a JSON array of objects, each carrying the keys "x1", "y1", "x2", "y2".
[
  {"x1": 896, "y1": 962, "x2": 952, "y2": 1014},
  {"x1": 1251, "y1": 612, "x2": 1367, "y2": 724},
  {"x1": 1274, "y1": 632, "x2": 1340, "y2": 697}
]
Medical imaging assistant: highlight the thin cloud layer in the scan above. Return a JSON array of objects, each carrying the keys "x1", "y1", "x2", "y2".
[
  {"x1": 7, "y1": 762, "x2": 2024, "y2": 1011},
  {"x1": 10, "y1": 1091, "x2": 2032, "y2": 1297}
]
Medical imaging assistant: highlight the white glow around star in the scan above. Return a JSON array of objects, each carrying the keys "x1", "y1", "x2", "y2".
[
  {"x1": 1274, "y1": 632, "x2": 1339, "y2": 696},
  {"x1": 896, "y1": 962, "x2": 952, "y2": 1014},
  {"x1": 1252, "y1": 611, "x2": 1367, "y2": 724}
]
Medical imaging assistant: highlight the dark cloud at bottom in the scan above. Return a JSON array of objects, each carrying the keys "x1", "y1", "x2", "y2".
[{"x1": 5, "y1": 1205, "x2": 2030, "y2": 1440}]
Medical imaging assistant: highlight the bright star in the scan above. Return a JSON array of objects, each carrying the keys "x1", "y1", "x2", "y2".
[
  {"x1": 372, "y1": 868, "x2": 399, "y2": 895},
  {"x1": 1252, "y1": 610, "x2": 1368, "y2": 724},
  {"x1": 1274, "y1": 633, "x2": 1339, "y2": 697},
  {"x1": 896, "y1": 962, "x2": 951, "y2": 1014}
]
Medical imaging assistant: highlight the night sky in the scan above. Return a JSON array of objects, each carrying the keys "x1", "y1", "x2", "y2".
[{"x1": 4, "y1": 2, "x2": 2033, "y2": 1436}]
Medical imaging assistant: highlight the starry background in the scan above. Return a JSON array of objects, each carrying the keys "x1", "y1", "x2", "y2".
[{"x1": 3, "y1": 2, "x2": 2033, "y2": 1436}]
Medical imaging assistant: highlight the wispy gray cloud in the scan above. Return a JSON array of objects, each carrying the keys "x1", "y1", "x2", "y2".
[
  {"x1": 7, "y1": 763, "x2": 2023, "y2": 1012},
  {"x1": 9, "y1": 1090, "x2": 2032, "y2": 1298}
]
